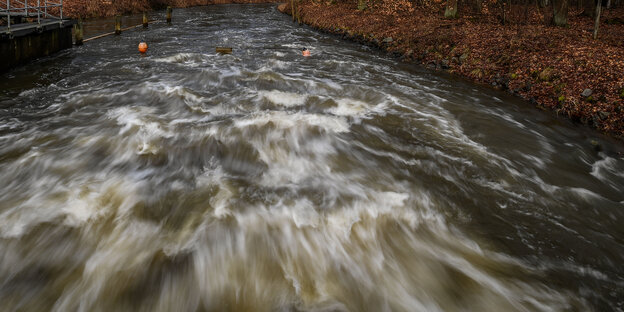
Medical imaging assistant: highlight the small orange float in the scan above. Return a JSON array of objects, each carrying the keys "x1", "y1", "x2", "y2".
[
  {"x1": 138, "y1": 42, "x2": 148, "y2": 54},
  {"x1": 302, "y1": 47, "x2": 311, "y2": 57}
]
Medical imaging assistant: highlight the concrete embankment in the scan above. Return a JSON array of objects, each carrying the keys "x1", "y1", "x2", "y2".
[{"x1": 1, "y1": 21, "x2": 75, "y2": 72}]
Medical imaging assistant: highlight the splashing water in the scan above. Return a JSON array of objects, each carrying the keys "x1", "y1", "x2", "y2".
[{"x1": 0, "y1": 4, "x2": 623, "y2": 312}]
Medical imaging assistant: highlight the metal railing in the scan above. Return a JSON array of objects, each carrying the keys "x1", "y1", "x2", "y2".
[{"x1": 1, "y1": 0, "x2": 64, "y2": 32}]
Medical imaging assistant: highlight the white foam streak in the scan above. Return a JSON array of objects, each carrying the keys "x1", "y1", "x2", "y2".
[
  {"x1": 260, "y1": 90, "x2": 307, "y2": 107},
  {"x1": 234, "y1": 111, "x2": 349, "y2": 133}
]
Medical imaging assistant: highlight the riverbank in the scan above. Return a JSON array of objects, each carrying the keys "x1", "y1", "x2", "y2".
[
  {"x1": 279, "y1": 2, "x2": 624, "y2": 139},
  {"x1": 62, "y1": 0, "x2": 280, "y2": 18}
]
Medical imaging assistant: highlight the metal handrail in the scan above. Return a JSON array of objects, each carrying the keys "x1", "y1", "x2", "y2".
[{"x1": 1, "y1": 0, "x2": 64, "y2": 32}]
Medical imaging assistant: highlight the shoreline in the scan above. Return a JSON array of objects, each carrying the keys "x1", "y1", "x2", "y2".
[
  {"x1": 62, "y1": 0, "x2": 281, "y2": 19},
  {"x1": 278, "y1": 2, "x2": 624, "y2": 140}
]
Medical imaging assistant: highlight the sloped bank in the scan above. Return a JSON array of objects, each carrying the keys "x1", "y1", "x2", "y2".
[{"x1": 278, "y1": 2, "x2": 624, "y2": 140}]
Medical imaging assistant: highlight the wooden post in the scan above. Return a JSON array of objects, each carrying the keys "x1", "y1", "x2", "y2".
[
  {"x1": 115, "y1": 15, "x2": 121, "y2": 35},
  {"x1": 296, "y1": 0, "x2": 301, "y2": 24},
  {"x1": 166, "y1": 6, "x2": 172, "y2": 24},
  {"x1": 216, "y1": 47, "x2": 233, "y2": 54},
  {"x1": 143, "y1": 12, "x2": 148, "y2": 28},
  {"x1": 74, "y1": 18, "x2": 83, "y2": 45}
]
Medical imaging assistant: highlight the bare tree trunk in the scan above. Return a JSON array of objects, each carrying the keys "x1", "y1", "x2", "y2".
[
  {"x1": 475, "y1": 0, "x2": 482, "y2": 13},
  {"x1": 291, "y1": 0, "x2": 295, "y2": 22},
  {"x1": 593, "y1": 0, "x2": 602, "y2": 39},
  {"x1": 367, "y1": 0, "x2": 375, "y2": 11},
  {"x1": 606, "y1": 0, "x2": 611, "y2": 8},
  {"x1": 552, "y1": 0, "x2": 568, "y2": 26},
  {"x1": 536, "y1": 0, "x2": 547, "y2": 24},
  {"x1": 504, "y1": 0, "x2": 508, "y2": 24},
  {"x1": 582, "y1": 0, "x2": 595, "y2": 17},
  {"x1": 445, "y1": 0, "x2": 458, "y2": 18},
  {"x1": 358, "y1": 0, "x2": 366, "y2": 10}
]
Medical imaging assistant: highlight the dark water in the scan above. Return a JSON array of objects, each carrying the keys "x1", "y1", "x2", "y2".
[{"x1": 1, "y1": 4, "x2": 623, "y2": 311}]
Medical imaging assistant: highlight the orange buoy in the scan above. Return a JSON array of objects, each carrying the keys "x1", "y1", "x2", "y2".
[{"x1": 138, "y1": 42, "x2": 148, "y2": 54}]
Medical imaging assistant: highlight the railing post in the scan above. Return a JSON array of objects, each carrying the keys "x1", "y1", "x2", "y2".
[
  {"x1": 166, "y1": 6, "x2": 172, "y2": 24},
  {"x1": 6, "y1": 0, "x2": 10, "y2": 32},
  {"x1": 74, "y1": 18, "x2": 83, "y2": 45},
  {"x1": 44, "y1": 0, "x2": 47, "y2": 17},
  {"x1": 37, "y1": 0, "x2": 40, "y2": 25},
  {"x1": 60, "y1": 0, "x2": 63, "y2": 20}
]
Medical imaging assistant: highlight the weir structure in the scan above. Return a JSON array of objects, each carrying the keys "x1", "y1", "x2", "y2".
[{"x1": 1, "y1": 0, "x2": 75, "y2": 71}]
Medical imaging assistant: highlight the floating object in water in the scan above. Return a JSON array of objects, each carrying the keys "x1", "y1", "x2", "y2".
[
  {"x1": 138, "y1": 42, "x2": 148, "y2": 54},
  {"x1": 216, "y1": 47, "x2": 233, "y2": 54},
  {"x1": 302, "y1": 47, "x2": 311, "y2": 57}
]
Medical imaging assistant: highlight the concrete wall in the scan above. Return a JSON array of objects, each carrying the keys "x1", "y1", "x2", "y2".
[{"x1": 0, "y1": 26, "x2": 73, "y2": 72}]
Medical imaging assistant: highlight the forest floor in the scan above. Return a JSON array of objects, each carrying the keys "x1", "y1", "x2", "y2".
[{"x1": 280, "y1": 2, "x2": 624, "y2": 139}]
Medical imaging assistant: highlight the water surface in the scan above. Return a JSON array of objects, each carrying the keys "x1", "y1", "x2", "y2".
[{"x1": 1, "y1": 4, "x2": 623, "y2": 311}]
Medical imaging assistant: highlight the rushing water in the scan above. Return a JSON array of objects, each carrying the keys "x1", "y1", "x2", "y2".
[{"x1": 1, "y1": 4, "x2": 623, "y2": 311}]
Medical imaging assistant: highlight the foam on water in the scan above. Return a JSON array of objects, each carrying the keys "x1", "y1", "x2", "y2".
[
  {"x1": 329, "y1": 98, "x2": 372, "y2": 116},
  {"x1": 233, "y1": 110, "x2": 350, "y2": 133},
  {"x1": 259, "y1": 90, "x2": 308, "y2": 107},
  {"x1": 153, "y1": 53, "x2": 211, "y2": 67},
  {"x1": 0, "y1": 4, "x2": 620, "y2": 312}
]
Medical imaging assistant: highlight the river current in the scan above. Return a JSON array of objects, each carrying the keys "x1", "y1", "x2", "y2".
[{"x1": 0, "y1": 4, "x2": 623, "y2": 311}]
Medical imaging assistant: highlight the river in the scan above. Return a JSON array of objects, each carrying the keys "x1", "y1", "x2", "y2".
[{"x1": 0, "y1": 4, "x2": 623, "y2": 311}]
